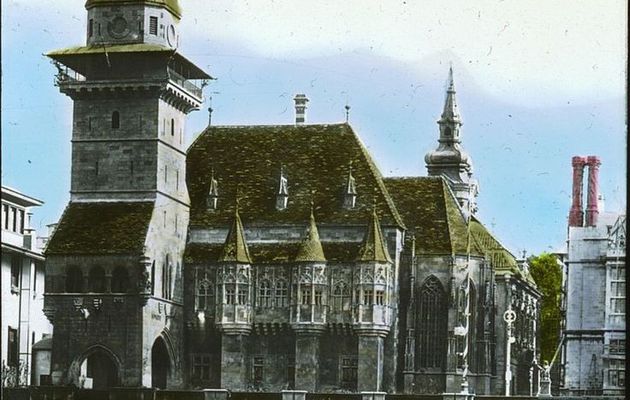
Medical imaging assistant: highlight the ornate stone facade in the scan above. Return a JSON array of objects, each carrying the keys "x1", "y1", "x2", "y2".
[{"x1": 42, "y1": 0, "x2": 540, "y2": 394}]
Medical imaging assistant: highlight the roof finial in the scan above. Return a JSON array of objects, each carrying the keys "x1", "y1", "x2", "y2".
[
  {"x1": 448, "y1": 63, "x2": 455, "y2": 91},
  {"x1": 345, "y1": 104, "x2": 351, "y2": 123}
]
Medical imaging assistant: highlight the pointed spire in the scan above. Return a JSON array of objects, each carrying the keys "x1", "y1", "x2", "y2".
[
  {"x1": 357, "y1": 205, "x2": 392, "y2": 263},
  {"x1": 295, "y1": 204, "x2": 326, "y2": 262},
  {"x1": 440, "y1": 65, "x2": 461, "y2": 124},
  {"x1": 219, "y1": 200, "x2": 251, "y2": 263}
]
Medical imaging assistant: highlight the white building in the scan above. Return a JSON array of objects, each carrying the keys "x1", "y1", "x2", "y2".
[
  {"x1": 560, "y1": 157, "x2": 626, "y2": 396},
  {"x1": 1, "y1": 185, "x2": 53, "y2": 386}
]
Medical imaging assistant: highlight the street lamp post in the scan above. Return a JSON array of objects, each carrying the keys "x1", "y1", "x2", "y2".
[{"x1": 504, "y1": 305, "x2": 517, "y2": 396}]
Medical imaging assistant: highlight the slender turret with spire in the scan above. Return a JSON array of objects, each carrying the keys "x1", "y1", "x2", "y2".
[{"x1": 425, "y1": 67, "x2": 478, "y2": 214}]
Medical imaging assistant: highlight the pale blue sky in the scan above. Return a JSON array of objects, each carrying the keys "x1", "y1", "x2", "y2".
[{"x1": 2, "y1": 0, "x2": 626, "y2": 255}]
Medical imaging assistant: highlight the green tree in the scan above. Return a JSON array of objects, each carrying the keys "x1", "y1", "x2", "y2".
[{"x1": 529, "y1": 252, "x2": 563, "y2": 363}]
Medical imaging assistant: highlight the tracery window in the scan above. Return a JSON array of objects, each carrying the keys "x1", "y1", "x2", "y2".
[
  {"x1": 314, "y1": 289, "x2": 323, "y2": 305},
  {"x1": 88, "y1": 266, "x2": 105, "y2": 292},
  {"x1": 258, "y1": 280, "x2": 272, "y2": 307},
  {"x1": 301, "y1": 288, "x2": 311, "y2": 305},
  {"x1": 275, "y1": 280, "x2": 288, "y2": 307},
  {"x1": 225, "y1": 287, "x2": 235, "y2": 305},
  {"x1": 332, "y1": 282, "x2": 350, "y2": 310},
  {"x1": 416, "y1": 275, "x2": 447, "y2": 369},
  {"x1": 237, "y1": 287, "x2": 248, "y2": 305},
  {"x1": 196, "y1": 279, "x2": 213, "y2": 311},
  {"x1": 362, "y1": 289, "x2": 373, "y2": 305},
  {"x1": 375, "y1": 290, "x2": 385, "y2": 305}
]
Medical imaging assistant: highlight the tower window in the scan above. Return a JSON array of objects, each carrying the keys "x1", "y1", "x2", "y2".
[
  {"x1": 88, "y1": 19, "x2": 94, "y2": 37},
  {"x1": 444, "y1": 127, "x2": 452, "y2": 137},
  {"x1": 149, "y1": 16, "x2": 158, "y2": 35},
  {"x1": 171, "y1": 119, "x2": 175, "y2": 136},
  {"x1": 111, "y1": 111, "x2": 120, "y2": 129}
]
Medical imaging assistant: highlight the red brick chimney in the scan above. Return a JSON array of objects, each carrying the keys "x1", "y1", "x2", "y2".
[
  {"x1": 568, "y1": 156, "x2": 587, "y2": 227},
  {"x1": 585, "y1": 155, "x2": 601, "y2": 227}
]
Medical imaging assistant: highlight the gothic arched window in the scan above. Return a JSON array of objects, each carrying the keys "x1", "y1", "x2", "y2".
[
  {"x1": 66, "y1": 266, "x2": 83, "y2": 293},
  {"x1": 88, "y1": 266, "x2": 106, "y2": 292},
  {"x1": 332, "y1": 282, "x2": 350, "y2": 310},
  {"x1": 258, "y1": 280, "x2": 272, "y2": 307},
  {"x1": 196, "y1": 279, "x2": 213, "y2": 311},
  {"x1": 162, "y1": 255, "x2": 172, "y2": 300},
  {"x1": 275, "y1": 279, "x2": 288, "y2": 307},
  {"x1": 111, "y1": 111, "x2": 120, "y2": 129},
  {"x1": 416, "y1": 275, "x2": 448, "y2": 369},
  {"x1": 111, "y1": 266, "x2": 129, "y2": 293}
]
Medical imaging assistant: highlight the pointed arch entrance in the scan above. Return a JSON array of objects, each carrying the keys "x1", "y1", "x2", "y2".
[
  {"x1": 151, "y1": 337, "x2": 171, "y2": 389},
  {"x1": 77, "y1": 347, "x2": 119, "y2": 389}
]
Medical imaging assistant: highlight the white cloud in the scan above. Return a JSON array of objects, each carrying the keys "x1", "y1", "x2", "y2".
[{"x1": 180, "y1": 0, "x2": 627, "y2": 105}]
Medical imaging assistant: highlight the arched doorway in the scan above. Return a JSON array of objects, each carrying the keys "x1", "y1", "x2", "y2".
[
  {"x1": 151, "y1": 337, "x2": 170, "y2": 389},
  {"x1": 81, "y1": 350, "x2": 118, "y2": 389}
]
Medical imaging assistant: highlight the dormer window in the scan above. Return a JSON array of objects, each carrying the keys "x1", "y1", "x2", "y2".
[
  {"x1": 276, "y1": 166, "x2": 288, "y2": 211},
  {"x1": 207, "y1": 173, "x2": 219, "y2": 210},
  {"x1": 343, "y1": 167, "x2": 357, "y2": 209},
  {"x1": 112, "y1": 111, "x2": 120, "y2": 129},
  {"x1": 149, "y1": 16, "x2": 158, "y2": 35}
]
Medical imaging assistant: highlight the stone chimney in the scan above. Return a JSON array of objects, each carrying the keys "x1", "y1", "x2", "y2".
[
  {"x1": 568, "y1": 156, "x2": 587, "y2": 227},
  {"x1": 294, "y1": 94, "x2": 309, "y2": 125},
  {"x1": 585, "y1": 155, "x2": 601, "y2": 227}
]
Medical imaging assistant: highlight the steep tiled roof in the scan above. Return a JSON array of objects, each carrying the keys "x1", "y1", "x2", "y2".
[
  {"x1": 185, "y1": 242, "x2": 361, "y2": 264},
  {"x1": 295, "y1": 211, "x2": 327, "y2": 262},
  {"x1": 218, "y1": 208, "x2": 252, "y2": 263},
  {"x1": 357, "y1": 209, "x2": 392, "y2": 263},
  {"x1": 383, "y1": 177, "x2": 475, "y2": 255},
  {"x1": 469, "y1": 218, "x2": 536, "y2": 285},
  {"x1": 186, "y1": 124, "x2": 404, "y2": 228},
  {"x1": 45, "y1": 202, "x2": 153, "y2": 255}
]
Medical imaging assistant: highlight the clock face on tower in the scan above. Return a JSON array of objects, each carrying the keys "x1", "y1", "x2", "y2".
[
  {"x1": 167, "y1": 24, "x2": 177, "y2": 47},
  {"x1": 108, "y1": 16, "x2": 129, "y2": 39}
]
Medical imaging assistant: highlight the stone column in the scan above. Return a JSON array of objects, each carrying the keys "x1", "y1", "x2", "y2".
[
  {"x1": 357, "y1": 335, "x2": 384, "y2": 392},
  {"x1": 294, "y1": 332, "x2": 321, "y2": 392},
  {"x1": 585, "y1": 156, "x2": 601, "y2": 227},
  {"x1": 568, "y1": 156, "x2": 587, "y2": 227},
  {"x1": 220, "y1": 334, "x2": 248, "y2": 390}
]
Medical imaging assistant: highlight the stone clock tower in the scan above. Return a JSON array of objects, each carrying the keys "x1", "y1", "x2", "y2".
[{"x1": 44, "y1": 0, "x2": 209, "y2": 389}]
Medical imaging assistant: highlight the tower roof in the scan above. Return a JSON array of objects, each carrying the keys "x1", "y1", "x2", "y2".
[
  {"x1": 356, "y1": 208, "x2": 392, "y2": 263},
  {"x1": 295, "y1": 209, "x2": 327, "y2": 262},
  {"x1": 219, "y1": 206, "x2": 252, "y2": 263},
  {"x1": 85, "y1": 0, "x2": 182, "y2": 18},
  {"x1": 439, "y1": 66, "x2": 461, "y2": 124}
]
